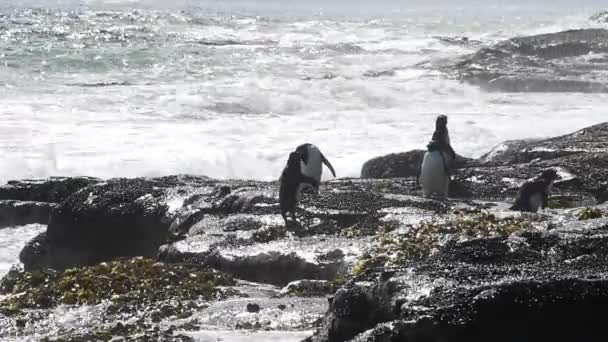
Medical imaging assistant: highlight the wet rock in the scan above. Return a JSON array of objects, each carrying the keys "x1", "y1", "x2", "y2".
[
  {"x1": 205, "y1": 251, "x2": 342, "y2": 287},
  {"x1": 479, "y1": 122, "x2": 608, "y2": 165},
  {"x1": 0, "y1": 257, "x2": 234, "y2": 314},
  {"x1": 43, "y1": 178, "x2": 172, "y2": 270},
  {"x1": 214, "y1": 187, "x2": 276, "y2": 215},
  {"x1": 0, "y1": 200, "x2": 53, "y2": 228},
  {"x1": 246, "y1": 303, "x2": 261, "y2": 313},
  {"x1": 360, "y1": 150, "x2": 472, "y2": 179},
  {"x1": 0, "y1": 177, "x2": 100, "y2": 203},
  {"x1": 590, "y1": 10, "x2": 608, "y2": 22},
  {"x1": 455, "y1": 29, "x2": 608, "y2": 93},
  {"x1": 308, "y1": 214, "x2": 608, "y2": 342},
  {"x1": 19, "y1": 232, "x2": 51, "y2": 271},
  {"x1": 281, "y1": 280, "x2": 337, "y2": 297}
]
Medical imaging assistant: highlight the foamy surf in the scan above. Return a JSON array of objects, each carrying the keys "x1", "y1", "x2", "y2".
[{"x1": 0, "y1": 1, "x2": 607, "y2": 186}]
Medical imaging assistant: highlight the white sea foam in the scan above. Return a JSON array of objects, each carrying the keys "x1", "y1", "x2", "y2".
[
  {"x1": 0, "y1": 1, "x2": 606, "y2": 187},
  {"x1": 0, "y1": 224, "x2": 46, "y2": 276}
]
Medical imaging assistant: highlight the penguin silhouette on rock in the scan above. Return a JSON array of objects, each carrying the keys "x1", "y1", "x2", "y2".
[
  {"x1": 279, "y1": 151, "x2": 320, "y2": 226},
  {"x1": 419, "y1": 115, "x2": 457, "y2": 198},
  {"x1": 510, "y1": 169, "x2": 561, "y2": 213}
]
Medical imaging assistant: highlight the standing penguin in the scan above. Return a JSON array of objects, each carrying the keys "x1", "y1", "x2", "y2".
[
  {"x1": 294, "y1": 143, "x2": 336, "y2": 193},
  {"x1": 279, "y1": 151, "x2": 320, "y2": 225},
  {"x1": 419, "y1": 140, "x2": 450, "y2": 198},
  {"x1": 510, "y1": 169, "x2": 561, "y2": 213},
  {"x1": 419, "y1": 115, "x2": 456, "y2": 198}
]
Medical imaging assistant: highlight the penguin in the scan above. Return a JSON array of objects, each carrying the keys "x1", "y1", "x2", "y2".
[
  {"x1": 431, "y1": 114, "x2": 456, "y2": 172},
  {"x1": 279, "y1": 151, "x2": 320, "y2": 225},
  {"x1": 294, "y1": 143, "x2": 336, "y2": 193},
  {"x1": 419, "y1": 140, "x2": 450, "y2": 198},
  {"x1": 510, "y1": 169, "x2": 561, "y2": 213}
]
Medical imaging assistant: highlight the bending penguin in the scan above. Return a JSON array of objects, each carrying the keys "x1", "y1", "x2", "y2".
[
  {"x1": 419, "y1": 115, "x2": 456, "y2": 198},
  {"x1": 510, "y1": 169, "x2": 561, "y2": 213},
  {"x1": 294, "y1": 143, "x2": 336, "y2": 194},
  {"x1": 279, "y1": 151, "x2": 320, "y2": 225}
]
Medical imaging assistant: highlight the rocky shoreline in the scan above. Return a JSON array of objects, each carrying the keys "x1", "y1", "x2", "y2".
[{"x1": 0, "y1": 120, "x2": 606, "y2": 341}]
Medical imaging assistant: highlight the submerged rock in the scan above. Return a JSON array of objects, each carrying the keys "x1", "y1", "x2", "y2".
[
  {"x1": 454, "y1": 29, "x2": 608, "y2": 93},
  {"x1": 590, "y1": 10, "x2": 608, "y2": 22}
]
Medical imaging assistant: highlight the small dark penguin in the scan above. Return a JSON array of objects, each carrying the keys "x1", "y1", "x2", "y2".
[
  {"x1": 294, "y1": 143, "x2": 336, "y2": 193},
  {"x1": 279, "y1": 151, "x2": 320, "y2": 225},
  {"x1": 510, "y1": 169, "x2": 561, "y2": 213}
]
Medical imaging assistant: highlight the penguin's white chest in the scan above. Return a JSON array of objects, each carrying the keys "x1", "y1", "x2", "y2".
[
  {"x1": 528, "y1": 193, "x2": 543, "y2": 212},
  {"x1": 300, "y1": 148, "x2": 322, "y2": 182},
  {"x1": 419, "y1": 151, "x2": 449, "y2": 197}
]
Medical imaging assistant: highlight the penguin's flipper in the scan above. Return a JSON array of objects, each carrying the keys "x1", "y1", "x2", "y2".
[
  {"x1": 447, "y1": 144, "x2": 456, "y2": 160},
  {"x1": 320, "y1": 153, "x2": 336, "y2": 178}
]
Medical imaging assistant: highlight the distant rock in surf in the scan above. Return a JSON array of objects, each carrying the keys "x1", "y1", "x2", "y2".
[
  {"x1": 590, "y1": 10, "x2": 608, "y2": 22},
  {"x1": 454, "y1": 29, "x2": 608, "y2": 93}
]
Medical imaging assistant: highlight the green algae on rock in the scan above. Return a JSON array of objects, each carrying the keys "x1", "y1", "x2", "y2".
[
  {"x1": 351, "y1": 212, "x2": 539, "y2": 277},
  {"x1": 0, "y1": 257, "x2": 234, "y2": 314},
  {"x1": 578, "y1": 207, "x2": 603, "y2": 221}
]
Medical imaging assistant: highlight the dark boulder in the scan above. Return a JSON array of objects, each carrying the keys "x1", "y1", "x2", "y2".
[
  {"x1": 31, "y1": 178, "x2": 172, "y2": 270},
  {"x1": 0, "y1": 177, "x2": 100, "y2": 203},
  {"x1": 18, "y1": 232, "x2": 51, "y2": 272},
  {"x1": 0, "y1": 200, "x2": 54, "y2": 228},
  {"x1": 360, "y1": 150, "x2": 472, "y2": 179}
]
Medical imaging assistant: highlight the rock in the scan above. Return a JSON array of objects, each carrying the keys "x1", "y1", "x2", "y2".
[
  {"x1": 246, "y1": 303, "x2": 260, "y2": 313},
  {"x1": 281, "y1": 280, "x2": 337, "y2": 297},
  {"x1": 0, "y1": 177, "x2": 100, "y2": 203},
  {"x1": 19, "y1": 232, "x2": 51, "y2": 271},
  {"x1": 590, "y1": 10, "x2": 608, "y2": 22},
  {"x1": 0, "y1": 200, "x2": 54, "y2": 228},
  {"x1": 479, "y1": 122, "x2": 608, "y2": 165},
  {"x1": 455, "y1": 29, "x2": 608, "y2": 93},
  {"x1": 205, "y1": 251, "x2": 343, "y2": 287},
  {"x1": 307, "y1": 215, "x2": 608, "y2": 342},
  {"x1": 360, "y1": 150, "x2": 471, "y2": 179},
  {"x1": 42, "y1": 178, "x2": 172, "y2": 270}
]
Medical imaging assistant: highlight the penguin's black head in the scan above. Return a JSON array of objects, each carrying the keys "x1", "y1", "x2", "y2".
[
  {"x1": 435, "y1": 115, "x2": 448, "y2": 129},
  {"x1": 540, "y1": 169, "x2": 561, "y2": 181}
]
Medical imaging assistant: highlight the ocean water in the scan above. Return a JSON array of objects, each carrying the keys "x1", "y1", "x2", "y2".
[
  {"x1": 0, "y1": 0, "x2": 607, "y2": 185},
  {"x1": 1, "y1": 2, "x2": 607, "y2": 340}
]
